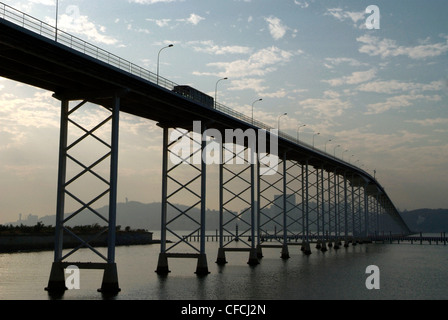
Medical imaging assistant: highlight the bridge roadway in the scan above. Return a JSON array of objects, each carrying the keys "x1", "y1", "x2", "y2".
[{"x1": 0, "y1": 3, "x2": 410, "y2": 295}]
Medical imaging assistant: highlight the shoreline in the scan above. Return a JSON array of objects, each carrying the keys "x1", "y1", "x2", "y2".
[{"x1": 0, "y1": 232, "x2": 159, "y2": 254}]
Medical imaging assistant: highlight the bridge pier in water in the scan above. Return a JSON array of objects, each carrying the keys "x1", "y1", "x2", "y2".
[
  {"x1": 216, "y1": 138, "x2": 258, "y2": 266},
  {"x1": 155, "y1": 124, "x2": 210, "y2": 276},
  {"x1": 45, "y1": 92, "x2": 124, "y2": 296}
]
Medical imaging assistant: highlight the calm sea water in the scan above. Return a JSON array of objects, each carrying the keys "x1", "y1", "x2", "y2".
[{"x1": 0, "y1": 234, "x2": 447, "y2": 301}]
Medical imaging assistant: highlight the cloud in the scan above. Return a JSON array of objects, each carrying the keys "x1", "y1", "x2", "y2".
[
  {"x1": 47, "y1": 8, "x2": 119, "y2": 45},
  {"x1": 127, "y1": 24, "x2": 151, "y2": 34},
  {"x1": 227, "y1": 77, "x2": 288, "y2": 98},
  {"x1": 324, "y1": 57, "x2": 368, "y2": 69},
  {"x1": 228, "y1": 78, "x2": 268, "y2": 93},
  {"x1": 357, "y1": 80, "x2": 445, "y2": 94},
  {"x1": 188, "y1": 40, "x2": 252, "y2": 55},
  {"x1": 325, "y1": 8, "x2": 366, "y2": 28},
  {"x1": 323, "y1": 68, "x2": 377, "y2": 86},
  {"x1": 29, "y1": 0, "x2": 56, "y2": 5},
  {"x1": 259, "y1": 89, "x2": 288, "y2": 98},
  {"x1": 406, "y1": 118, "x2": 448, "y2": 127},
  {"x1": 193, "y1": 46, "x2": 294, "y2": 78},
  {"x1": 294, "y1": 1, "x2": 310, "y2": 9},
  {"x1": 264, "y1": 16, "x2": 288, "y2": 40},
  {"x1": 298, "y1": 97, "x2": 352, "y2": 119},
  {"x1": 184, "y1": 13, "x2": 205, "y2": 25},
  {"x1": 366, "y1": 94, "x2": 441, "y2": 115},
  {"x1": 357, "y1": 34, "x2": 448, "y2": 59},
  {"x1": 146, "y1": 18, "x2": 172, "y2": 27},
  {"x1": 128, "y1": 0, "x2": 178, "y2": 4},
  {"x1": 331, "y1": 128, "x2": 429, "y2": 161},
  {"x1": 147, "y1": 13, "x2": 205, "y2": 27}
]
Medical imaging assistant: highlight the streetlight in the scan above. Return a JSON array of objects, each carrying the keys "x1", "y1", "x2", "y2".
[
  {"x1": 312, "y1": 132, "x2": 320, "y2": 148},
  {"x1": 333, "y1": 144, "x2": 341, "y2": 157},
  {"x1": 297, "y1": 125, "x2": 306, "y2": 141},
  {"x1": 342, "y1": 150, "x2": 349, "y2": 161},
  {"x1": 215, "y1": 77, "x2": 228, "y2": 108},
  {"x1": 324, "y1": 139, "x2": 332, "y2": 153},
  {"x1": 251, "y1": 99, "x2": 262, "y2": 125},
  {"x1": 157, "y1": 44, "x2": 174, "y2": 85},
  {"x1": 55, "y1": 0, "x2": 59, "y2": 41},
  {"x1": 277, "y1": 113, "x2": 287, "y2": 132}
]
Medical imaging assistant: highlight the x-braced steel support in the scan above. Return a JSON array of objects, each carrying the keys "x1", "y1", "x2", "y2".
[
  {"x1": 284, "y1": 160, "x2": 305, "y2": 252},
  {"x1": 46, "y1": 94, "x2": 122, "y2": 296},
  {"x1": 216, "y1": 141, "x2": 258, "y2": 266},
  {"x1": 156, "y1": 125, "x2": 209, "y2": 275},
  {"x1": 258, "y1": 152, "x2": 289, "y2": 259}
]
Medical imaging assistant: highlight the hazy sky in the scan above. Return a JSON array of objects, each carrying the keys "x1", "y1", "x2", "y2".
[{"x1": 0, "y1": 0, "x2": 447, "y2": 224}]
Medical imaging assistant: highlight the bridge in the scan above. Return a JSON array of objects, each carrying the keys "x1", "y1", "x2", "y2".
[{"x1": 0, "y1": 3, "x2": 410, "y2": 296}]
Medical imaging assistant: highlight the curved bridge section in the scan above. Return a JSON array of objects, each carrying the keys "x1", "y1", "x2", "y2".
[{"x1": 0, "y1": 3, "x2": 410, "y2": 296}]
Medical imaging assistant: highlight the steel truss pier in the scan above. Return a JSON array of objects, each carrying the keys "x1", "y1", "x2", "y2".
[
  {"x1": 216, "y1": 140, "x2": 258, "y2": 266},
  {"x1": 156, "y1": 125, "x2": 209, "y2": 275},
  {"x1": 258, "y1": 153, "x2": 291, "y2": 259},
  {"x1": 45, "y1": 92, "x2": 123, "y2": 295}
]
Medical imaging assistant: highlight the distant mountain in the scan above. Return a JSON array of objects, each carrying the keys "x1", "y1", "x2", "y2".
[
  {"x1": 400, "y1": 208, "x2": 448, "y2": 233},
  {"x1": 8, "y1": 201, "x2": 224, "y2": 232},
  {"x1": 7, "y1": 202, "x2": 448, "y2": 234}
]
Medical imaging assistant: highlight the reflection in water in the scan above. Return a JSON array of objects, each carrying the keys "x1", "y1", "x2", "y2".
[{"x1": 0, "y1": 240, "x2": 447, "y2": 300}]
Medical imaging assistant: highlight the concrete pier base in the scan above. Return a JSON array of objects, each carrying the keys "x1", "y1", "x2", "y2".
[
  {"x1": 247, "y1": 248, "x2": 260, "y2": 266},
  {"x1": 303, "y1": 242, "x2": 312, "y2": 255},
  {"x1": 256, "y1": 244, "x2": 263, "y2": 259},
  {"x1": 215, "y1": 248, "x2": 227, "y2": 265},
  {"x1": 195, "y1": 254, "x2": 210, "y2": 276},
  {"x1": 98, "y1": 263, "x2": 120, "y2": 295},
  {"x1": 300, "y1": 240, "x2": 306, "y2": 252},
  {"x1": 320, "y1": 241, "x2": 327, "y2": 252},
  {"x1": 333, "y1": 240, "x2": 340, "y2": 250},
  {"x1": 155, "y1": 252, "x2": 170, "y2": 275},
  {"x1": 281, "y1": 244, "x2": 290, "y2": 260},
  {"x1": 45, "y1": 262, "x2": 67, "y2": 295},
  {"x1": 315, "y1": 240, "x2": 321, "y2": 249}
]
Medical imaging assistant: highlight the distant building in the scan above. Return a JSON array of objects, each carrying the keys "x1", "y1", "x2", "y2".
[{"x1": 12, "y1": 213, "x2": 39, "y2": 226}]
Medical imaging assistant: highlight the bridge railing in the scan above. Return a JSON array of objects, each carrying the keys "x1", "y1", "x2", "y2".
[{"x1": 0, "y1": 1, "x2": 368, "y2": 176}]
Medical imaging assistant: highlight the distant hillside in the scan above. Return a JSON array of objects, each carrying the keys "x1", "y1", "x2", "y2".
[
  {"x1": 400, "y1": 208, "x2": 448, "y2": 233},
  {"x1": 7, "y1": 201, "x2": 224, "y2": 231},
  {"x1": 6, "y1": 202, "x2": 448, "y2": 234}
]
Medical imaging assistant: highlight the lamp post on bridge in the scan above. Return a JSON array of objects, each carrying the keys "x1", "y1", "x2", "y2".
[
  {"x1": 325, "y1": 139, "x2": 332, "y2": 153},
  {"x1": 55, "y1": 0, "x2": 59, "y2": 41},
  {"x1": 334, "y1": 144, "x2": 341, "y2": 157},
  {"x1": 342, "y1": 150, "x2": 349, "y2": 161},
  {"x1": 349, "y1": 154, "x2": 355, "y2": 164},
  {"x1": 215, "y1": 77, "x2": 228, "y2": 109},
  {"x1": 277, "y1": 113, "x2": 288, "y2": 132},
  {"x1": 297, "y1": 124, "x2": 306, "y2": 142},
  {"x1": 251, "y1": 98, "x2": 262, "y2": 125},
  {"x1": 312, "y1": 132, "x2": 320, "y2": 149},
  {"x1": 157, "y1": 44, "x2": 174, "y2": 85}
]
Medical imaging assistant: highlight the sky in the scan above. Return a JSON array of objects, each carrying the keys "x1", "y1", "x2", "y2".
[{"x1": 0, "y1": 0, "x2": 447, "y2": 224}]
